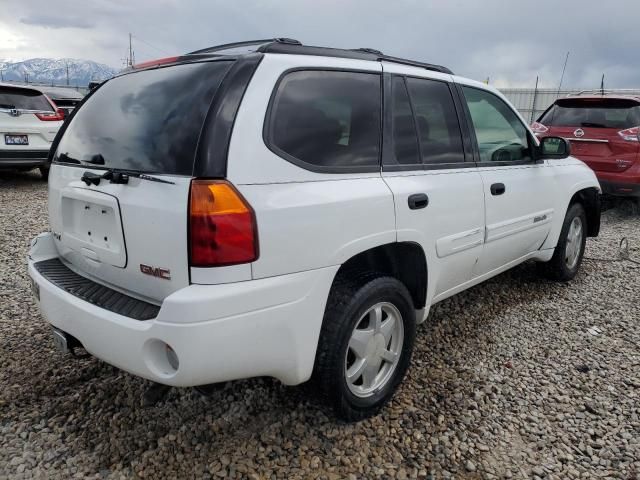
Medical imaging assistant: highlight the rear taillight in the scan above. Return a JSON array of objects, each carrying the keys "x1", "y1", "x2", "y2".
[
  {"x1": 531, "y1": 122, "x2": 549, "y2": 135},
  {"x1": 189, "y1": 180, "x2": 258, "y2": 267},
  {"x1": 618, "y1": 126, "x2": 639, "y2": 142},
  {"x1": 35, "y1": 109, "x2": 64, "y2": 121}
]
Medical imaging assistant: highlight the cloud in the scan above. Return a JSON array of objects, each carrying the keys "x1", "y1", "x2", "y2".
[
  {"x1": 1, "y1": 0, "x2": 639, "y2": 88},
  {"x1": 20, "y1": 14, "x2": 94, "y2": 29}
]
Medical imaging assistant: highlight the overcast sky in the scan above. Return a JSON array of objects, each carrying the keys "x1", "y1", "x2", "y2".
[{"x1": 0, "y1": 0, "x2": 638, "y2": 88}]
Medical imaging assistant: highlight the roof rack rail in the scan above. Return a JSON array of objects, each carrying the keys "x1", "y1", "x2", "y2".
[
  {"x1": 188, "y1": 38, "x2": 301, "y2": 55},
  {"x1": 186, "y1": 39, "x2": 453, "y2": 75},
  {"x1": 352, "y1": 47, "x2": 384, "y2": 55},
  {"x1": 566, "y1": 89, "x2": 640, "y2": 97},
  {"x1": 258, "y1": 42, "x2": 453, "y2": 74}
]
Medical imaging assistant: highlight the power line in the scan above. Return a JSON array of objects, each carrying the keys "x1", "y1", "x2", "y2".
[{"x1": 131, "y1": 34, "x2": 171, "y2": 56}]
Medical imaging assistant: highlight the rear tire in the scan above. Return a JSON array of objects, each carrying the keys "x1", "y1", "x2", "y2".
[
  {"x1": 538, "y1": 202, "x2": 587, "y2": 282},
  {"x1": 312, "y1": 273, "x2": 416, "y2": 422},
  {"x1": 39, "y1": 165, "x2": 50, "y2": 181}
]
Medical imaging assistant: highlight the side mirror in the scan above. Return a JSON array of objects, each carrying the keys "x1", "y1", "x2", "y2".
[{"x1": 538, "y1": 136, "x2": 571, "y2": 159}]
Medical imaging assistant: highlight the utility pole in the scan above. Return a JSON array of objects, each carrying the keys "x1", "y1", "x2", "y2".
[
  {"x1": 600, "y1": 74, "x2": 605, "y2": 95},
  {"x1": 556, "y1": 51, "x2": 570, "y2": 97},
  {"x1": 66, "y1": 61, "x2": 70, "y2": 86},
  {"x1": 128, "y1": 33, "x2": 135, "y2": 67},
  {"x1": 530, "y1": 76, "x2": 539, "y2": 123}
]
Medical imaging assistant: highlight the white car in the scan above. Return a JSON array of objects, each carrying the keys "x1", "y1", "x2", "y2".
[
  {"x1": 0, "y1": 83, "x2": 64, "y2": 179},
  {"x1": 28, "y1": 39, "x2": 601, "y2": 421}
]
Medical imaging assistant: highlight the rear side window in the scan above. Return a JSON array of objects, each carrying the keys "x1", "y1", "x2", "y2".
[
  {"x1": 0, "y1": 87, "x2": 53, "y2": 111},
  {"x1": 266, "y1": 70, "x2": 381, "y2": 172},
  {"x1": 54, "y1": 61, "x2": 233, "y2": 175},
  {"x1": 539, "y1": 99, "x2": 640, "y2": 129},
  {"x1": 406, "y1": 78, "x2": 465, "y2": 165}
]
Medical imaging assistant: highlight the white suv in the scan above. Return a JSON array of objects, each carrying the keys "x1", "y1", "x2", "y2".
[
  {"x1": 1, "y1": 83, "x2": 65, "y2": 179},
  {"x1": 28, "y1": 39, "x2": 601, "y2": 421}
]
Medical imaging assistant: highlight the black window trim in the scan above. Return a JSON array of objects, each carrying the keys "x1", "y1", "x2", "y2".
[
  {"x1": 455, "y1": 83, "x2": 540, "y2": 168},
  {"x1": 263, "y1": 66, "x2": 384, "y2": 174},
  {"x1": 383, "y1": 73, "x2": 476, "y2": 172}
]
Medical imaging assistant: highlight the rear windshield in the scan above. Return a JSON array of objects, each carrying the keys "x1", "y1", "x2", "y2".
[
  {"x1": 0, "y1": 87, "x2": 53, "y2": 111},
  {"x1": 54, "y1": 61, "x2": 233, "y2": 175},
  {"x1": 539, "y1": 98, "x2": 640, "y2": 129}
]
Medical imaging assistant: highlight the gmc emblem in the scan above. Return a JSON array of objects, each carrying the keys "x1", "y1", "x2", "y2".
[{"x1": 140, "y1": 264, "x2": 171, "y2": 280}]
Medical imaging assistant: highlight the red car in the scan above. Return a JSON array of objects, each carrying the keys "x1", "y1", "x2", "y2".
[{"x1": 532, "y1": 93, "x2": 640, "y2": 198}]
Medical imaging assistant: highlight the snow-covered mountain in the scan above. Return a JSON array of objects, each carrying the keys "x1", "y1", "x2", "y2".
[{"x1": 0, "y1": 58, "x2": 118, "y2": 86}]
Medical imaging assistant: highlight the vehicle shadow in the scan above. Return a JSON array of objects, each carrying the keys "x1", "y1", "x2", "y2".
[{"x1": 0, "y1": 169, "x2": 46, "y2": 186}]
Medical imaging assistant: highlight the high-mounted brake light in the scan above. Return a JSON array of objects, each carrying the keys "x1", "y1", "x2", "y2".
[
  {"x1": 189, "y1": 180, "x2": 258, "y2": 267},
  {"x1": 35, "y1": 108, "x2": 65, "y2": 121},
  {"x1": 134, "y1": 56, "x2": 180, "y2": 69},
  {"x1": 618, "y1": 126, "x2": 639, "y2": 142},
  {"x1": 531, "y1": 122, "x2": 549, "y2": 135}
]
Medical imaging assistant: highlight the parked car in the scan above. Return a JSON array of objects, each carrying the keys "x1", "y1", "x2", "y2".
[
  {"x1": 37, "y1": 86, "x2": 84, "y2": 119},
  {"x1": 0, "y1": 83, "x2": 65, "y2": 179},
  {"x1": 532, "y1": 93, "x2": 640, "y2": 198},
  {"x1": 28, "y1": 39, "x2": 601, "y2": 421}
]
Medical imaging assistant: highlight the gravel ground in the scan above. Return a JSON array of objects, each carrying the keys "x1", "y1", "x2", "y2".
[{"x1": 1, "y1": 170, "x2": 639, "y2": 480}]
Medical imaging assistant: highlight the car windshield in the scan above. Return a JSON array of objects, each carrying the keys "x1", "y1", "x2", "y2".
[
  {"x1": 53, "y1": 60, "x2": 233, "y2": 175},
  {"x1": 539, "y1": 98, "x2": 640, "y2": 129},
  {"x1": 0, "y1": 87, "x2": 53, "y2": 111}
]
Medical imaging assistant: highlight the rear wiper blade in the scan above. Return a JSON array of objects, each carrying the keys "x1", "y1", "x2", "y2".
[
  {"x1": 581, "y1": 122, "x2": 607, "y2": 128},
  {"x1": 128, "y1": 172, "x2": 175, "y2": 185},
  {"x1": 81, "y1": 168, "x2": 175, "y2": 186},
  {"x1": 57, "y1": 153, "x2": 82, "y2": 164},
  {"x1": 0, "y1": 104, "x2": 16, "y2": 109}
]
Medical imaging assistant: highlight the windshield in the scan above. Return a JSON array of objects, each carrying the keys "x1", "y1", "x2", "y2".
[
  {"x1": 53, "y1": 61, "x2": 233, "y2": 175},
  {"x1": 539, "y1": 98, "x2": 640, "y2": 129},
  {"x1": 0, "y1": 87, "x2": 53, "y2": 111}
]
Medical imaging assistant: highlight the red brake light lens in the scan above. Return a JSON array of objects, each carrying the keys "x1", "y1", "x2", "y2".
[
  {"x1": 134, "y1": 56, "x2": 180, "y2": 69},
  {"x1": 189, "y1": 180, "x2": 258, "y2": 267},
  {"x1": 531, "y1": 122, "x2": 549, "y2": 135},
  {"x1": 35, "y1": 108, "x2": 64, "y2": 121},
  {"x1": 618, "y1": 126, "x2": 639, "y2": 142}
]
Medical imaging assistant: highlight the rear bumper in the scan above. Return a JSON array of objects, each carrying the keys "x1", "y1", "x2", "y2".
[
  {"x1": 28, "y1": 232, "x2": 337, "y2": 387},
  {"x1": 598, "y1": 179, "x2": 640, "y2": 197},
  {"x1": 0, "y1": 149, "x2": 50, "y2": 168}
]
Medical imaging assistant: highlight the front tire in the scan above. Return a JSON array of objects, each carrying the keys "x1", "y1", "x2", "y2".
[
  {"x1": 312, "y1": 274, "x2": 416, "y2": 422},
  {"x1": 538, "y1": 202, "x2": 587, "y2": 281}
]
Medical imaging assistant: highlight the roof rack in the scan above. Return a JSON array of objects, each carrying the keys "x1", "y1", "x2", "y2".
[
  {"x1": 187, "y1": 38, "x2": 453, "y2": 75},
  {"x1": 566, "y1": 89, "x2": 640, "y2": 97},
  {"x1": 188, "y1": 38, "x2": 301, "y2": 55}
]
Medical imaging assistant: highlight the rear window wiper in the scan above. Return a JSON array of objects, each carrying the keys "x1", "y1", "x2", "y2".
[
  {"x1": 581, "y1": 122, "x2": 607, "y2": 128},
  {"x1": 81, "y1": 169, "x2": 175, "y2": 186}
]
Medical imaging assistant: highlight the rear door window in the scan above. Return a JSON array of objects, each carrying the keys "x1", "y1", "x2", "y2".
[
  {"x1": 390, "y1": 76, "x2": 420, "y2": 165},
  {"x1": 0, "y1": 87, "x2": 53, "y2": 111},
  {"x1": 406, "y1": 78, "x2": 465, "y2": 166},
  {"x1": 54, "y1": 61, "x2": 233, "y2": 175},
  {"x1": 539, "y1": 99, "x2": 640, "y2": 129},
  {"x1": 266, "y1": 70, "x2": 381, "y2": 172}
]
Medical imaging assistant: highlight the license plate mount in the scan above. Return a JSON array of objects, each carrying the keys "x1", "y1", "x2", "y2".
[{"x1": 5, "y1": 134, "x2": 28, "y2": 145}]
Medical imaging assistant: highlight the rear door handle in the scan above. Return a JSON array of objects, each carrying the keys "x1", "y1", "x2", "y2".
[
  {"x1": 490, "y1": 183, "x2": 506, "y2": 196},
  {"x1": 408, "y1": 193, "x2": 429, "y2": 210}
]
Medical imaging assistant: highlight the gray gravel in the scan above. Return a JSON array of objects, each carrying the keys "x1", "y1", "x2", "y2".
[{"x1": 1, "y1": 170, "x2": 639, "y2": 479}]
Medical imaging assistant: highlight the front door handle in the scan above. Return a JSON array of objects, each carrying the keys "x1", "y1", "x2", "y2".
[
  {"x1": 490, "y1": 183, "x2": 506, "y2": 196},
  {"x1": 408, "y1": 193, "x2": 429, "y2": 210}
]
